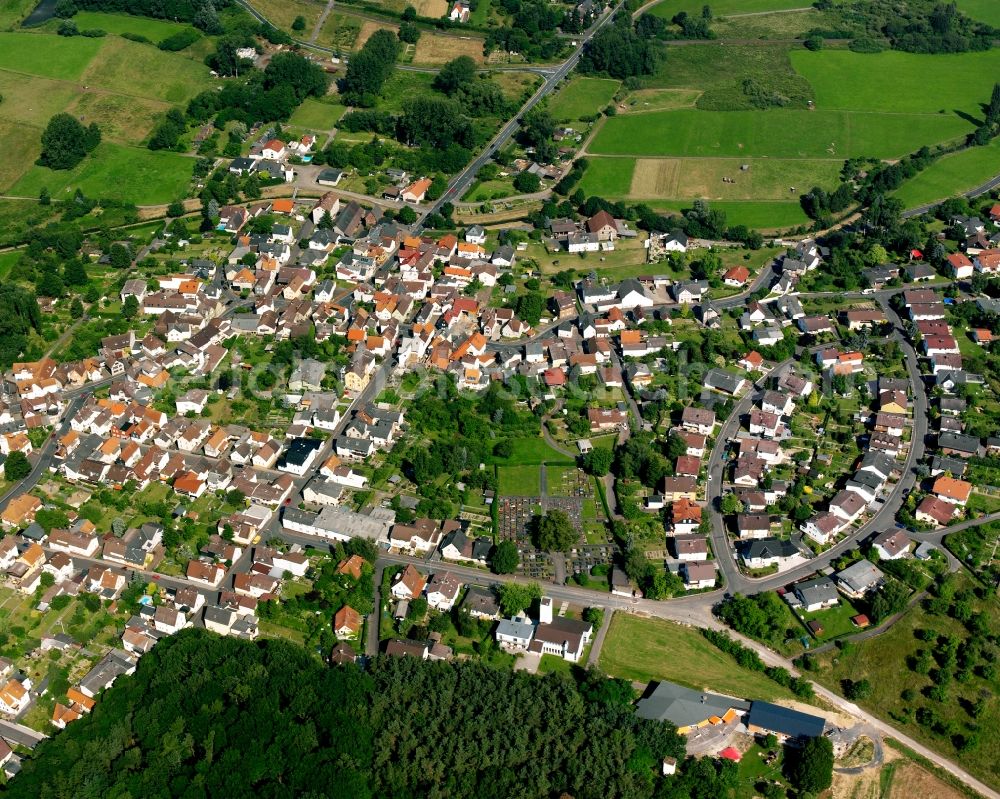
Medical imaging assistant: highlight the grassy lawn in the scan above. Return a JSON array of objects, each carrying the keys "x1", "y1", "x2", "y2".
[
  {"x1": 0, "y1": 0, "x2": 34, "y2": 29},
  {"x1": 251, "y1": 0, "x2": 325, "y2": 36},
  {"x1": 652, "y1": 199, "x2": 810, "y2": 230},
  {"x1": 893, "y1": 137, "x2": 1000, "y2": 209},
  {"x1": 498, "y1": 464, "x2": 541, "y2": 496},
  {"x1": 492, "y1": 436, "x2": 574, "y2": 466},
  {"x1": 0, "y1": 249, "x2": 19, "y2": 278},
  {"x1": 0, "y1": 31, "x2": 102, "y2": 79},
  {"x1": 811, "y1": 575, "x2": 1000, "y2": 787},
  {"x1": 791, "y1": 49, "x2": 1000, "y2": 116},
  {"x1": 11, "y1": 142, "x2": 194, "y2": 204},
  {"x1": 547, "y1": 76, "x2": 620, "y2": 122},
  {"x1": 966, "y1": 492, "x2": 1000, "y2": 514},
  {"x1": 577, "y1": 156, "x2": 634, "y2": 197},
  {"x1": 956, "y1": 0, "x2": 1000, "y2": 25},
  {"x1": 288, "y1": 98, "x2": 347, "y2": 130},
  {"x1": 647, "y1": 0, "x2": 807, "y2": 17},
  {"x1": 589, "y1": 108, "x2": 970, "y2": 159},
  {"x1": 537, "y1": 653, "x2": 575, "y2": 675},
  {"x1": 71, "y1": 11, "x2": 198, "y2": 40},
  {"x1": 619, "y1": 88, "x2": 701, "y2": 113},
  {"x1": 798, "y1": 598, "x2": 861, "y2": 642},
  {"x1": 467, "y1": 177, "x2": 517, "y2": 202},
  {"x1": 79, "y1": 35, "x2": 214, "y2": 103},
  {"x1": 598, "y1": 614, "x2": 796, "y2": 701}
]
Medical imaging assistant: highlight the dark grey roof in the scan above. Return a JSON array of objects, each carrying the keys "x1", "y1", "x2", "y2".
[
  {"x1": 279, "y1": 437, "x2": 322, "y2": 468},
  {"x1": 636, "y1": 680, "x2": 750, "y2": 727},
  {"x1": 704, "y1": 368, "x2": 745, "y2": 394},
  {"x1": 938, "y1": 432, "x2": 980, "y2": 453},
  {"x1": 794, "y1": 576, "x2": 838, "y2": 606},
  {"x1": 748, "y1": 701, "x2": 825, "y2": 739},
  {"x1": 742, "y1": 537, "x2": 797, "y2": 560},
  {"x1": 461, "y1": 586, "x2": 500, "y2": 617}
]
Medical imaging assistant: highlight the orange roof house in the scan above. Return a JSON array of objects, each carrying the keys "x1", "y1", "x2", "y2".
[
  {"x1": 333, "y1": 605, "x2": 362, "y2": 638},
  {"x1": 337, "y1": 554, "x2": 366, "y2": 580},
  {"x1": 174, "y1": 472, "x2": 206, "y2": 498},
  {"x1": 457, "y1": 242, "x2": 486, "y2": 258},
  {"x1": 403, "y1": 178, "x2": 432, "y2": 203},
  {"x1": 272, "y1": 198, "x2": 295, "y2": 215},
  {"x1": 1, "y1": 494, "x2": 41, "y2": 528},
  {"x1": 932, "y1": 475, "x2": 972, "y2": 504}
]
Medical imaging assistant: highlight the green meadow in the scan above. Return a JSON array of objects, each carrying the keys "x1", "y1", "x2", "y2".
[
  {"x1": 71, "y1": 11, "x2": 198, "y2": 41},
  {"x1": 11, "y1": 142, "x2": 195, "y2": 205},
  {"x1": 589, "y1": 108, "x2": 970, "y2": 159},
  {"x1": 648, "y1": 0, "x2": 807, "y2": 19},
  {"x1": 791, "y1": 49, "x2": 1000, "y2": 116},
  {"x1": 547, "y1": 77, "x2": 620, "y2": 122},
  {"x1": 893, "y1": 137, "x2": 1000, "y2": 208},
  {"x1": 0, "y1": 30, "x2": 211, "y2": 203}
]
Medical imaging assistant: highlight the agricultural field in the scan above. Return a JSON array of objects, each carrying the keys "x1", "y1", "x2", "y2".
[
  {"x1": 893, "y1": 138, "x2": 1000, "y2": 208},
  {"x1": 790, "y1": 49, "x2": 1000, "y2": 116},
  {"x1": 581, "y1": 43, "x2": 1000, "y2": 223},
  {"x1": 589, "y1": 108, "x2": 970, "y2": 160},
  {"x1": 580, "y1": 155, "x2": 843, "y2": 202},
  {"x1": 576, "y1": 156, "x2": 633, "y2": 197},
  {"x1": 0, "y1": 31, "x2": 103, "y2": 79},
  {"x1": 0, "y1": 30, "x2": 210, "y2": 202},
  {"x1": 617, "y1": 87, "x2": 701, "y2": 113},
  {"x1": 315, "y1": 12, "x2": 362, "y2": 51},
  {"x1": 412, "y1": 32, "x2": 485, "y2": 65},
  {"x1": 572, "y1": 43, "x2": 999, "y2": 225},
  {"x1": 547, "y1": 76, "x2": 620, "y2": 122},
  {"x1": 598, "y1": 614, "x2": 796, "y2": 702},
  {"x1": 644, "y1": 44, "x2": 813, "y2": 111}
]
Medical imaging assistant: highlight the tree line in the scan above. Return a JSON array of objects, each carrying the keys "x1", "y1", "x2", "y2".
[
  {"x1": 5, "y1": 630, "x2": 701, "y2": 799},
  {"x1": 55, "y1": 0, "x2": 230, "y2": 33}
]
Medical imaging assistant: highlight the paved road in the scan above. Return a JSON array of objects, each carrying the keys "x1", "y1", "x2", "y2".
[
  {"x1": 585, "y1": 607, "x2": 613, "y2": 667},
  {"x1": 309, "y1": 0, "x2": 336, "y2": 45},
  {"x1": 903, "y1": 165, "x2": 1000, "y2": 219},
  {"x1": 419, "y1": 2, "x2": 626, "y2": 225},
  {"x1": 366, "y1": 564, "x2": 384, "y2": 656},
  {"x1": 0, "y1": 392, "x2": 92, "y2": 514},
  {"x1": 703, "y1": 290, "x2": 930, "y2": 596},
  {"x1": 810, "y1": 683, "x2": 1000, "y2": 799}
]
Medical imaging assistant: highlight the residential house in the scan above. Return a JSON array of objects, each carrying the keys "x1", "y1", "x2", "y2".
[{"x1": 794, "y1": 576, "x2": 839, "y2": 612}]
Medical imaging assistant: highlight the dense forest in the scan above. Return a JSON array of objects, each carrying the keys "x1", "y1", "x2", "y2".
[
  {"x1": 3, "y1": 630, "x2": 705, "y2": 799},
  {"x1": 816, "y1": 0, "x2": 997, "y2": 53}
]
